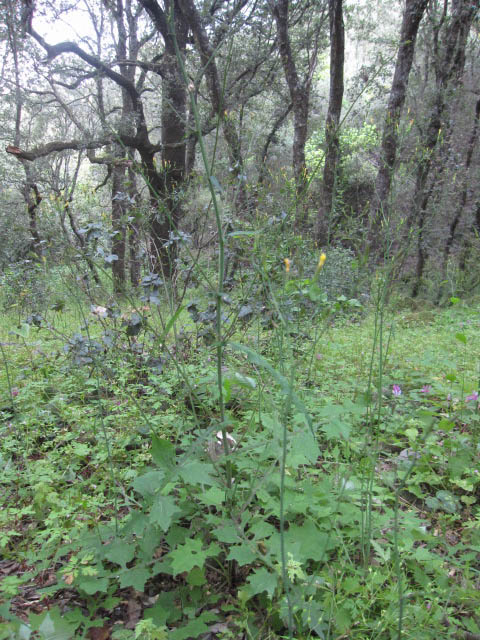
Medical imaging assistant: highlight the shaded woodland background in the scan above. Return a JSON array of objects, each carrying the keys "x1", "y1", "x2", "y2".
[{"x1": 0, "y1": 0, "x2": 479, "y2": 301}]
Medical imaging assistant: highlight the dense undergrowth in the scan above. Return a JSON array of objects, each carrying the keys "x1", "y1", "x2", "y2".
[{"x1": 0, "y1": 256, "x2": 479, "y2": 640}]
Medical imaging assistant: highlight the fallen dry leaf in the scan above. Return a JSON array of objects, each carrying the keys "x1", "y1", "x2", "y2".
[{"x1": 87, "y1": 625, "x2": 110, "y2": 640}]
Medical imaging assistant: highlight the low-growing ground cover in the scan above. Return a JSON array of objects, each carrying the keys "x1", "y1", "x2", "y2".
[{"x1": 0, "y1": 293, "x2": 479, "y2": 639}]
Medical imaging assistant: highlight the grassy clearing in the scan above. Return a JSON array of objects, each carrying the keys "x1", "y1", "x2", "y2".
[{"x1": 0, "y1": 289, "x2": 479, "y2": 639}]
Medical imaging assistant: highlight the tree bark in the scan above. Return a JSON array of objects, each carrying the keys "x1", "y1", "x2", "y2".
[
  {"x1": 369, "y1": 0, "x2": 428, "y2": 251},
  {"x1": 140, "y1": 0, "x2": 188, "y2": 278},
  {"x1": 23, "y1": 173, "x2": 42, "y2": 258},
  {"x1": 178, "y1": 0, "x2": 247, "y2": 212},
  {"x1": 270, "y1": 0, "x2": 308, "y2": 217},
  {"x1": 442, "y1": 98, "x2": 480, "y2": 297},
  {"x1": 111, "y1": 156, "x2": 128, "y2": 292},
  {"x1": 269, "y1": 0, "x2": 323, "y2": 226},
  {"x1": 411, "y1": 0, "x2": 477, "y2": 297},
  {"x1": 317, "y1": 0, "x2": 344, "y2": 244},
  {"x1": 21, "y1": 0, "x2": 188, "y2": 280}
]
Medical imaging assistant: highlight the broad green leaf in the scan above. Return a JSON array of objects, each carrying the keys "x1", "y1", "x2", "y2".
[
  {"x1": 229, "y1": 342, "x2": 314, "y2": 437},
  {"x1": 186, "y1": 566, "x2": 206, "y2": 586},
  {"x1": 233, "y1": 372, "x2": 257, "y2": 389},
  {"x1": 10, "y1": 324, "x2": 30, "y2": 339},
  {"x1": 29, "y1": 608, "x2": 78, "y2": 640},
  {"x1": 119, "y1": 566, "x2": 150, "y2": 591},
  {"x1": 103, "y1": 540, "x2": 136, "y2": 568},
  {"x1": 169, "y1": 538, "x2": 207, "y2": 575},
  {"x1": 455, "y1": 332, "x2": 467, "y2": 344},
  {"x1": 169, "y1": 617, "x2": 210, "y2": 640},
  {"x1": 246, "y1": 568, "x2": 278, "y2": 598},
  {"x1": 149, "y1": 495, "x2": 179, "y2": 532},
  {"x1": 269, "y1": 522, "x2": 330, "y2": 562},
  {"x1": 371, "y1": 539, "x2": 391, "y2": 563},
  {"x1": 77, "y1": 576, "x2": 110, "y2": 595},
  {"x1": 212, "y1": 524, "x2": 241, "y2": 543},
  {"x1": 139, "y1": 527, "x2": 162, "y2": 561},
  {"x1": 151, "y1": 436, "x2": 175, "y2": 469},
  {"x1": 145, "y1": 592, "x2": 182, "y2": 626},
  {"x1": 132, "y1": 470, "x2": 165, "y2": 497},
  {"x1": 435, "y1": 490, "x2": 460, "y2": 514},
  {"x1": 197, "y1": 486, "x2": 225, "y2": 507},
  {"x1": 123, "y1": 512, "x2": 148, "y2": 537},
  {"x1": 209, "y1": 175, "x2": 223, "y2": 194},
  {"x1": 321, "y1": 419, "x2": 351, "y2": 441},
  {"x1": 227, "y1": 544, "x2": 258, "y2": 566},
  {"x1": 317, "y1": 404, "x2": 345, "y2": 418},
  {"x1": 178, "y1": 461, "x2": 214, "y2": 485},
  {"x1": 169, "y1": 539, "x2": 220, "y2": 576},
  {"x1": 289, "y1": 429, "x2": 320, "y2": 465}
]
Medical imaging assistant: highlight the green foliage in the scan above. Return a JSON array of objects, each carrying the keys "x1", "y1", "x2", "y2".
[
  {"x1": 1, "y1": 247, "x2": 480, "y2": 640},
  {"x1": 306, "y1": 122, "x2": 379, "y2": 179}
]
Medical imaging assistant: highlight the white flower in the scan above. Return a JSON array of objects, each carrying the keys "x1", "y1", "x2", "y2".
[
  {"x1": 206, "y1": 431, "x2": 237, "y2": 460},
  {"x1": 91, "y1": 305, "x2": 108, "y2": 318}
]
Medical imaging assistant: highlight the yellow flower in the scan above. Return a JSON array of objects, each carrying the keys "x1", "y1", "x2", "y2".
[
  {"x1": 316, "y1": 252, "x2": 326, "y2": 273},
  {"x1": 284, "y1": 258, "x2": 291, "y2": 273}
]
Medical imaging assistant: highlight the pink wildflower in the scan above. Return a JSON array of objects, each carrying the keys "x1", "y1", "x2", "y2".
[
  {"x1": 466, "y1": 391, "x2": 479, "y2": 403},
  {"x1": 11, "y1": 388, "x2": 19, "y2": 398},
  {"x1": 392, "y1": 385, "x2": 402, "y2": 397},
  {"x1": 421, "y1": 385, "x2": 432, "y2": 394}
]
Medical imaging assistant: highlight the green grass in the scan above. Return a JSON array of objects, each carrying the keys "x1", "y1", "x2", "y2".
[{"x1": 0, "y1": 292, "x2": 479, "y2": 639}]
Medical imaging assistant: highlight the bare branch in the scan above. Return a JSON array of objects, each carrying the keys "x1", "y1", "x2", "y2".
[{"x1": 6, "y1": 139, "x2": 110, "y2": 161}]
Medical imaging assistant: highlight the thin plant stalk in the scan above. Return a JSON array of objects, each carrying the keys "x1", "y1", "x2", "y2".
[{"x1": 168, "y1": 6, "x2": 233, "y2": 494}]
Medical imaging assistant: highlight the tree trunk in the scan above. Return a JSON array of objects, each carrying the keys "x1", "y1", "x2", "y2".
[
  {"x1": 270, "y1": 0, "x2": 315, "y2": 226},
  {"x1": 317, "y1": 0, "x2": 345, "y2": 245},
  {"x1": 140, "y1": 0, "x2": 188, "y2": 278},
  {"x1": 127, "y1": 165, "x2": 141, "y2": 286},
  {"x1": 411, "y1": 0, "x2": 477, "y2": 297},
  {"x1": 111, "y1": 156, "x2": 128, "y2": 292},
  {"x1": 440, "y1": 97, "x2": 480, "y2": 299},
  {"x1": 369, "y1": 0, "x2": 428, "y2": 251},
  {"x1": 23, "y1": 169, "x2": 42, "y2": 258},
  {"x1": 178, "y1": 0, "x2": 247, "y2": 212}
]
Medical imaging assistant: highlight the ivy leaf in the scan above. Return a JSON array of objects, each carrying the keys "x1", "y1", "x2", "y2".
[
  {"x1": 245, "y1": 568, "x2": 278, "y2": 598},
  {"x1": 149, "y1": 495, "x2": 179, "y2": 532}
]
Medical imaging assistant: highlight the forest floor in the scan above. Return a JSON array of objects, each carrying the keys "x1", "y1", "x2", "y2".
[{"x1": 0, "y1": 298, "x2": 479, "y2": 639}]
